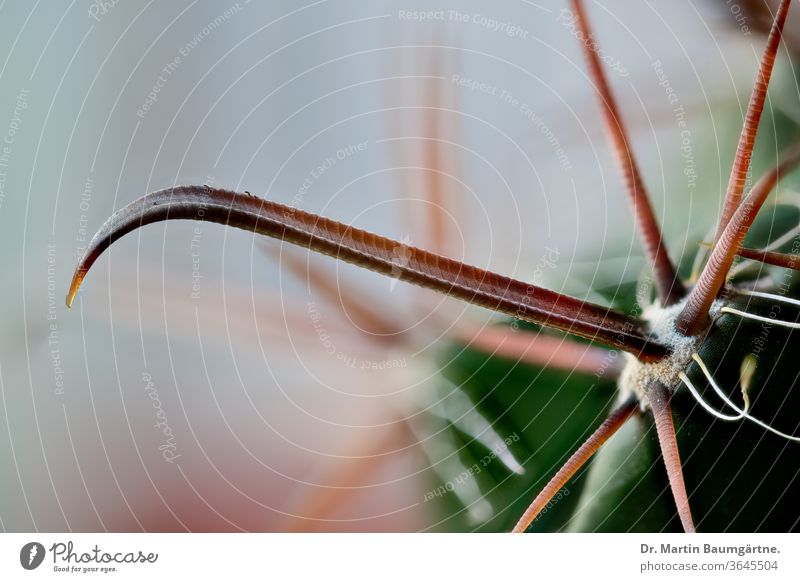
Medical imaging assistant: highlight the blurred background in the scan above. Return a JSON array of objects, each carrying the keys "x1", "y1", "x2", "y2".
[{"x1": 0, "y1": 0, "x2": 798, "y2": 532}]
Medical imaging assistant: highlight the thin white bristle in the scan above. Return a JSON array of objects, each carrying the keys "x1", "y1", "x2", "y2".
[
  {"x1": 740, "y1": 289, "x2": 800, "y2": 308},
  {"x1": 720, "y1": 306, "x2": 800, "y2": 329},
  {"x1": 679, "y1": 372, "x2": 744, "y2": 421},
  {"x1": 681, "y1": 354, "x2": 800, "y2": 443}
]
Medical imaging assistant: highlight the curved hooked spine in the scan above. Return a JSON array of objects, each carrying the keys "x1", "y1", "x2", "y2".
[{"x1": 66, "y1": 186, "x2": 668, "y2": 361}]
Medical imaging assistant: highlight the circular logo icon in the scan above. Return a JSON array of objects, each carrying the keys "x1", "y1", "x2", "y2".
[{"x1": 20, "y1": 542, "x2": 45, "y2": 570}]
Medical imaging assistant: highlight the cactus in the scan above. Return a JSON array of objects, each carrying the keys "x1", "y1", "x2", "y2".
[{"x1": 67, "y1": 0, "x2": 800, "y2": 532}]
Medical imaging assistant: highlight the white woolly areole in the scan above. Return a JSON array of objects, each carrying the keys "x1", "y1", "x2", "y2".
[{"x1": 619, "y1": 298, "x2": 723, "y2": 409}]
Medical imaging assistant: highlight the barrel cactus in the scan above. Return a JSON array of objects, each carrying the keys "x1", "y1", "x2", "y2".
[{"x1": 67, "y1": 0, "x2": 800, "y2": 532}]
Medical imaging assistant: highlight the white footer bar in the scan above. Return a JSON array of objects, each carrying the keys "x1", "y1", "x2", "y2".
[{"x1": 1, "y1": 533, "x2": 798, "y2": 581}]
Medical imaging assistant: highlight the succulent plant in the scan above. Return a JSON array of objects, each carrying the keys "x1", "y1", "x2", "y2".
[{"x1": 67, "y1": 0, "x2": 800, "y2": 532}]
